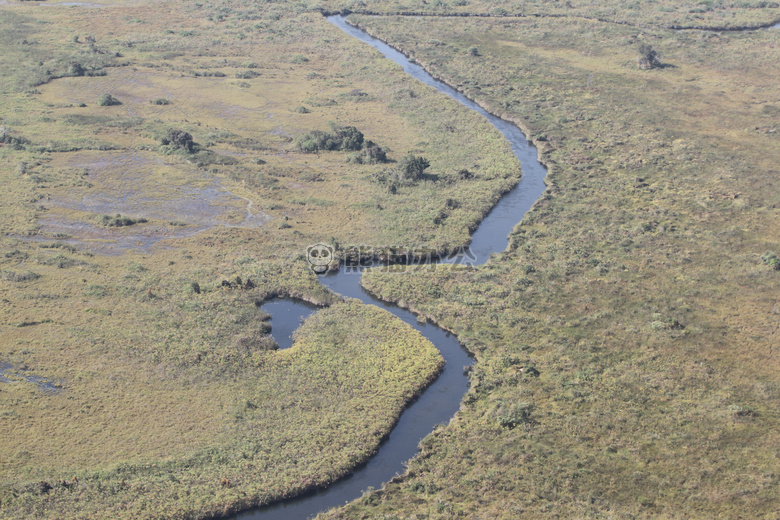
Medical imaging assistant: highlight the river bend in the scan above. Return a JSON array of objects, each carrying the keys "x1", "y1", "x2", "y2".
[{"x1": 230, "y1": 14, "x2": 548, "y2": 520}]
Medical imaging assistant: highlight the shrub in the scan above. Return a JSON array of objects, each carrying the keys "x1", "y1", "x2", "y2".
[
  {"x1": 761, "y1": 251, "x2": 780, "y2": 270},
  {"x1": 84, "y1": 284, "x2": 106, "y2": 297},
  {"x1": 347, "y1": 145, "x2": 388, "y2": 164},
  {"x1": 95, "y1": 214, "x2": 147, "y2": 227},
  {"x1": 0, "y1": 270, "x2": 41, "y2": 282},
  {"x1": 235, "y1": 70, "x2": 260, "y2": 79},
  {"x1": 161, "y1": 129, "x2": 195, "y2": 153},
  {"x1": 398, "y1": 154, "x2": 430, "y2": 181},
  {"x1": 332, "y1": 123, "x2": 364, "y2": 151},
  {"x1": 296, "y1": 129, "x2": 331, "y2": 153},
  {"x1": 96, "y1": 93, "x2": 121, "y2": 106},
  {"x1": 68, "y1": 62, "x2": 85, "y2": 76},
  {"x1": 497, "y1": 402, "x2": 535, "y2": 428},
  {"x1": 636, "y1": 43, "x2": 661, "y2": 69},
  {"x1": 294, "y1": 105, "x2": 310, "y2": 113},
  {"x1": 151, "y1": 98, "x2": 171, "y2": 105},
  {"x1": 468, "y1": 47, "x2": 480, "y2": 56},
  {"x1": 296, "y1": 122, "x2": 364, "y2": 153},
  {"x1": 0, "y1": 127, "x2": 30, "y2": 147}
]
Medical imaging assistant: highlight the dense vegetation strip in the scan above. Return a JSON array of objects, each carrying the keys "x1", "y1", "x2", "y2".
[{"x1": 323, "y1": 0, "x2": 780, "y2": 31}]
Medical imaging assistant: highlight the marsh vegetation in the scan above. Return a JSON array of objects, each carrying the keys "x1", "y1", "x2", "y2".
[{"x1": 0, "y1": 0, "x2": 778, "y2": 519}]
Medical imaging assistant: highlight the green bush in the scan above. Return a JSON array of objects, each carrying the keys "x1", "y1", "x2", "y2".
[
  {"x1": 96, "y1": 93, "x2": 121, "y2": 106},
  {"x1": 497, "y1": 402, "x2": 535, "y2": 428},
  {"x1": 38, "y1": 253, "x2": 85, "y2": 269},
  {"x1": 347, "y1": 145, "x2": 388, "y2": 165},
  {"x1": 761, "y1": 251, "x2": 780, "y2": 270},
  {"x1": 95, "y1": 214, "x2": 147, "y2": 227},
  {"x1": 68, "y1": 62, "x2": 85, "y2": 76},
  {"x1": 0, "y1": 127, "x2": 30, "y2": 147},
  {"x1": 0, "y1": 270, "x2": 41, "y2": 282},
  {"x1": 398, "y1": 154, "x2": 430, "y2": 181},
  {"x1": 235, "y1": 70, "x2": 260, "y2": 79},
  {"x1": 160, "y1": 129, "x2": 195, "y2": 153},
  {"x1": 150, "y1": 98, "x2": 171, "y2": 105},
  {"x1": 295, "y1": 122, "x2": 364, "y2": 153}
]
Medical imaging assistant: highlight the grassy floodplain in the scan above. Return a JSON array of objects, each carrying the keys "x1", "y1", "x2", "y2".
[
  {"x1": 319, "y1": 10, "x2": 780, "y2": 520},
  {"x1": 0, "y1": 0, "x2": 778, "y2": 519},
  {"x1": 0, "y1": 0, "x2": 519, "y2": 517}
]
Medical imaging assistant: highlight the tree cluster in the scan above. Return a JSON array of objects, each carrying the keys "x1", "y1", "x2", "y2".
[
  {"x1": 371, "y1": 154, "x2": 431, "y2": 194},
  {"x1": 161, "y1": 130, "x2": 196, "y2": 153},
  {"x1": 296, "y1": 122, "x2": 365, "y2": 153}
]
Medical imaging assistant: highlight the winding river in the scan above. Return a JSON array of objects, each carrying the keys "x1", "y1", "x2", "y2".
[{"x1": 230, "y1": 14, "x2": 548, "y2": 520}]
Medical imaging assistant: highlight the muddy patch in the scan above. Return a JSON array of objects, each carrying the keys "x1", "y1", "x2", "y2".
[
  {"x1": 0, "y1": 362, "x2": 11, "y2": 384},
  {"x1": 40, "y1": 2, "x2": 106, "y2": 6},
  {"x1": 35, "y1": 151, "x2": 268, "y2": 254},
  {"x1": 33, "y1": 215, "x2": 195, "y2": 255},
  {"x1": 0, "y1": 362, "x2": 61, "y2": 393}
]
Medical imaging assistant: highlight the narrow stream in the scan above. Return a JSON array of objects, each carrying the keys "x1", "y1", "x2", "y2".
[{"x1": 232, "y1": 14, "x2": 548, "y2": 520}]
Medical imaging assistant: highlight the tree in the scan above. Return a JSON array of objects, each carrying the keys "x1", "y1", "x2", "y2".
[
  {"x1": 162, "y1": 129, "x2": 195, "y2": 153},
  {"x1": 398, "y1": 154, "x2": 430, "y2": 181},
  {"x1": 329, "y1": 122, "x2": 364, "y2": 151},
  {"x1": 295, "y1": 123, "x2": 364, "y2": 153},
  {"x1": 68, "y1": 62, "x2": 85, "y2": 76},
  {"x1": 637, "y1": 43, "x2": 661, "y2": 70}
]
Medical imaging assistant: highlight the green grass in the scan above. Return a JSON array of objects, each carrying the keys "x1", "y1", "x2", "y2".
[{"x1": 0, "y1": 300, "x2": 442, "y2": 519}]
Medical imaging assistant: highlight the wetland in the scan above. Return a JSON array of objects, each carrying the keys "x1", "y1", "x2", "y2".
[{"x1": 0, "y1": 1, "x2": 779, "y2": 519}]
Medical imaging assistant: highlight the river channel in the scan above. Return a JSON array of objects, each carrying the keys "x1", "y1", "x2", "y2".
[{"x1": 230, "y1": 14, "x2": 548, "y2": 520}]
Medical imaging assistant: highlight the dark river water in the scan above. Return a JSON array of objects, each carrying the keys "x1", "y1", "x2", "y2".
[{"x1": 230, "y1": 14, "x2": 548, "y2": 520}]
